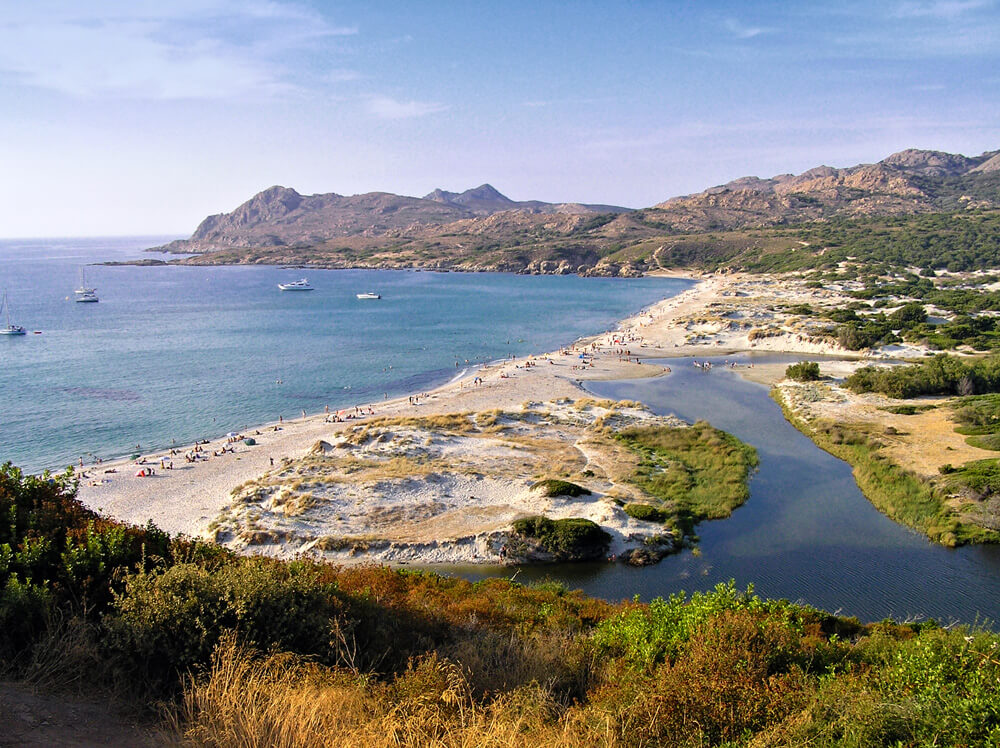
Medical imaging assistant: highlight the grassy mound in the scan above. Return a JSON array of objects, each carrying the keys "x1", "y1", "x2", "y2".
[
  {"x1": 530, "y1": 479, "x2": 592, "y2": 497},
  {"x1": 623, "y1": 503, "x2": 669, "y2": 524},
  {"x1": 510, "y1": 516, "x2": 610, "y2": 561},
  {"x1": 617, "y1": 421, "x2": 759, "y2": 536}
]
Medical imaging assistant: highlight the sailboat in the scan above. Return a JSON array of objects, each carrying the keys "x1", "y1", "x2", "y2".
[
  {"x1": 74, "y1": 267, "x2": 99, "y2": 302},
  {"x1": 1, "y1": 292, "x2": 26, "y2": 335}
]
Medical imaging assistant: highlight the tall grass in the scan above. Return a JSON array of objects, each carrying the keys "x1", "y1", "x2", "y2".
[
  {"x1": 616, "y1": 421, "x2": 759, "y2": 535},
  {"x1": 172, "y1": 637, "x2": 601, "y2": 748},
  {"x1": 773, "y1": 392, "x2": 1000, "y2": 545}
]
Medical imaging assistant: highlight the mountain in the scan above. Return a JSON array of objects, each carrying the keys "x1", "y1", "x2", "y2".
[
  {"x1": 152, "y1": 147, "x2": 1000, "y2": 276},
  {"x1": 646, "y1": 148, "x2": 1000, "y2": 232},
  {"x1": 155, "y1": 184, "x2": 631, "y2": 255},
  {"x1": 423, "y1": 183, "x2": 631, "y2": 216}
]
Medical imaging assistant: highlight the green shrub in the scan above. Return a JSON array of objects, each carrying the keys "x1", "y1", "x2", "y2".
[
  {"x1": 623, "y1": 503, "x2": 668, "y2": 524},
  {"x1": 874, "y1": 629, "x2": 1000, "y2": 745},
  {"x1": 845, "y1": 354, "x2": 1000, "y2": 399},
  {"x1": 786, "y1": 361, "x2": 821, "y2": 381},
  {"x1": 531, "y1": 479, "x2": 591, "y2": 498},
  {"x1": 0, "y1": 462, "x2": 170, "y2": 613},
  {"x1": 106, "y1": 558, "x2": 346, "y2": 693},
  {"x1": 592, "y1": 581, "x2": 774, "y2": 668},
  {"x1": 511, "y1": 516, "x2": 610, "y2": 561}
]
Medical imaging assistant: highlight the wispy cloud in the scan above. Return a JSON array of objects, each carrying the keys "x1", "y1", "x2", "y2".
[
  {"x1": 365, "y1": 94, "x2": 449, "y2": 120},
  {"x1": 0, "y1": 1, "x2": 357, "y2": 100},
  {"x1": 584, "y1": 114, "x2": 997, "y2": 153},
  {"x1": 723, "y1": 17, "x2": 774, "y2": 39},
  {"x1": 893, "y1": 0, "x2": 992, "y2": 18}
]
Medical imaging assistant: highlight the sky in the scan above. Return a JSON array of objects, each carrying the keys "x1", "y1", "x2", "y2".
[{"x1": 1, "y1": 0, "x2": 998, "y2": 237}]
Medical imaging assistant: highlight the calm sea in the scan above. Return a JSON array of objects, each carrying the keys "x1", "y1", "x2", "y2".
[{"x1": 0, "y1": 237, "x2": 693, "y2": 473}]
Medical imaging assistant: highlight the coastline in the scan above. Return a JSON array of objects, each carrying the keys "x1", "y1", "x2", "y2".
[{"x1": 75, "y1": 271, "x2": 874, "y2": 563}]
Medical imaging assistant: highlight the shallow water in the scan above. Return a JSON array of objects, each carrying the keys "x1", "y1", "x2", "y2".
[
  {"x1": 449, "y1": 354, "x2": 1000, "y2": 626},
  {"x1": 0, "y1": 236, "x2": 692, "y2": 473}
]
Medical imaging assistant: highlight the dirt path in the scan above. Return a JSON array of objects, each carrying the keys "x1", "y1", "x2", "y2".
[{"x1": 0, "y1": 682, "x2": 167, "y2": 747}]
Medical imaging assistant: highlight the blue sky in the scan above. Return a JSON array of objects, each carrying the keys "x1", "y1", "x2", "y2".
[{"x1": 1, "y1": 0, "x2": 998, "y2": 236}]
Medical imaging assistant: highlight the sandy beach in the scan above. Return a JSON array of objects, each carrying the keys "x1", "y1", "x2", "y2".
[{"x1": 76, "y1": 271, "x2": 909, "y2": 564}]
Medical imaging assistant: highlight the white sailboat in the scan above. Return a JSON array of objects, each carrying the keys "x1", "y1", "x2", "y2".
[
  {"x1": 74, "y1": 267, "x2": 99, "y2": 302},
  {"x1": 1, "y1": 292, "x2": 26, "y2": 335}
]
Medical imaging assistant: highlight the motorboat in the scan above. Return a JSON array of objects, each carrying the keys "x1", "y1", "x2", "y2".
[
  {"x1": 1, "y1": 292, "x2": 26, "y2": 335},
  {"x1": 278, "y1": 278, "x2": 314, "y2": 291},
  {"x1": 356, "y1": 292, "x2": 381, "y2": 300},
  {"x1": 74, "y1": 268, "x2": 99, "y2": 302}
]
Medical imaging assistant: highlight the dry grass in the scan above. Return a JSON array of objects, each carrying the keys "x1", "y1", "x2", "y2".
[{"x1": 171, "y1": 637, "x2": 613, "y2": 748}]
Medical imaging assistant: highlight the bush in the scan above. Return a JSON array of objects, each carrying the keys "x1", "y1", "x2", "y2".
[
  {"x1": 0, "y1": 462, "x2": 170, "y2": 613},
  {"x1": 592, "y1": 581, "x2": 773, "y2": 668},
  {"x1": 786, "y1": 361, "x2": 821, "y2": 381},
  {"x1": 530, "y1": 479, "x2": 591, "y2": 498},
  {"x1": 106, "y1": 559, "x2": 346, "y2": 693},
  {"x1": 511, "y1": 516, "x2": 610, "y2": 561},
  {"x1": 623, "y1": 503, "x2": 668, "y2": 524},
  {"x1": 845, "y1": 354, "x2": 1000, "y2": 399}
]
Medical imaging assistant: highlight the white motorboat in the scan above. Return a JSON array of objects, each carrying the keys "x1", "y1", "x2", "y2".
[
  {"x1": 278, "y1": 278, "x2": 314, "y2": 291},
  {"x1": 356, "y1": 292, "x2": 381, "y2": 300},
  {"x1": 74, "y1": 268, "x2": 99, "y2": 302},
  {"x1": 1, "y1": 292, "x2": 26, "y2": 335}
]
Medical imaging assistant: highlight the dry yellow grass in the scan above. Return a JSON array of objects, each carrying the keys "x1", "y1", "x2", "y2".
[
  {"x1": 880, "y1": 405, "x2": 997, "y2": 479},
  {"x1": 171, "y1": 638, "x2": 617, "y2": 748}
]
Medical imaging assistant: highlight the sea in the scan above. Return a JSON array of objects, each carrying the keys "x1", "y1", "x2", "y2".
[{"x1": 0, "y1": 236, "x2": 693, "y2": 474}]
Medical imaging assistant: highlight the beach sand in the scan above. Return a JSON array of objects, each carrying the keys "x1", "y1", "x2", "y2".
[{"x1": 76, "y1": 271, "x2": 913, "y2": 563}]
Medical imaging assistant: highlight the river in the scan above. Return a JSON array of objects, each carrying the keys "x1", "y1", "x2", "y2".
[{"x1": 454, "y1": 353, "x2": 1000, "y2": 627}]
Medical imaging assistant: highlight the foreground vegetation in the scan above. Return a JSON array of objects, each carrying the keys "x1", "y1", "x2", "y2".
[{"x1": 3, "y1": 463, "x2": 1000, "y2": 746}]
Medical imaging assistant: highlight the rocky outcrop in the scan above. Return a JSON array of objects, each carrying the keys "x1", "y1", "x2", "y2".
[{"x1": 651, "y1": 147, "x2": 1000, "y2": 231}]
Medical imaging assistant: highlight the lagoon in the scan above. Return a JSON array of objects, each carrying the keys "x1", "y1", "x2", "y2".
[{"x1": 457, "y1": 354, "x2": 1000, "y2": 626}]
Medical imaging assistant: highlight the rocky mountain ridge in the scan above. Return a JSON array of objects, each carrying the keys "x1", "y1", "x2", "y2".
[
  {"x1": 154, "y1": 147, "x2": 1000, "y2": 276},
  {"x1": 158, "y1": 184, "x2": 630, "y2": 255}
]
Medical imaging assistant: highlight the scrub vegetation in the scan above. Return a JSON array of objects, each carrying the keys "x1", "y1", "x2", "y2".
[
  {"x1": 785, "y1": 361, "x2": 821, "y2": 381},
  {"x1": 3, "y1": 462, "x2": 999, "y2": 747},
  {"x1": 616, "y1": 421, "x2": 759, "y2": 536},
  {"x1": 774, "y1": 394, "x2": 1000, "y2": 546},
  {"x1": 846, "y1": 354, "x2": 1000, "y2": 399}
]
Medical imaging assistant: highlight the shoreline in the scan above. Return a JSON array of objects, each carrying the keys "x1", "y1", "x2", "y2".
[{"x1": 75, "y1": 271, "x2": 876, "y2": 562}]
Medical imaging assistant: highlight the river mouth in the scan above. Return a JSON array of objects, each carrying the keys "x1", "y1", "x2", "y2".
[{"x1": 440, "y1": 353, "x2": 1000, "y2": 627}]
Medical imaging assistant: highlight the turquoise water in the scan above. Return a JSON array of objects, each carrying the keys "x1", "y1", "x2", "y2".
[{"x1": 0, "y1": 237, "x2": 693, "y2": 473}]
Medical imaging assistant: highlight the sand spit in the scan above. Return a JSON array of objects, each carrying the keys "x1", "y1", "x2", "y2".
[
  {"x1": 211, "y1": 400, "x2": 687, "y2": 564},
  {"x1": 75, "y1": 271, "x2": 938, "y2": 565}
]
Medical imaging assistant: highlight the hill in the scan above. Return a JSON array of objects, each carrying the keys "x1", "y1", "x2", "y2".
[{"x1": 152, "y1": 147, "x2": 1000, "y2": 276}]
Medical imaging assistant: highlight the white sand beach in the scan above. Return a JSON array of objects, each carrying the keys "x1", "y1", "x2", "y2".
[{"x1": 76, "y1": 272, "x2": 912, "y2": 564}]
